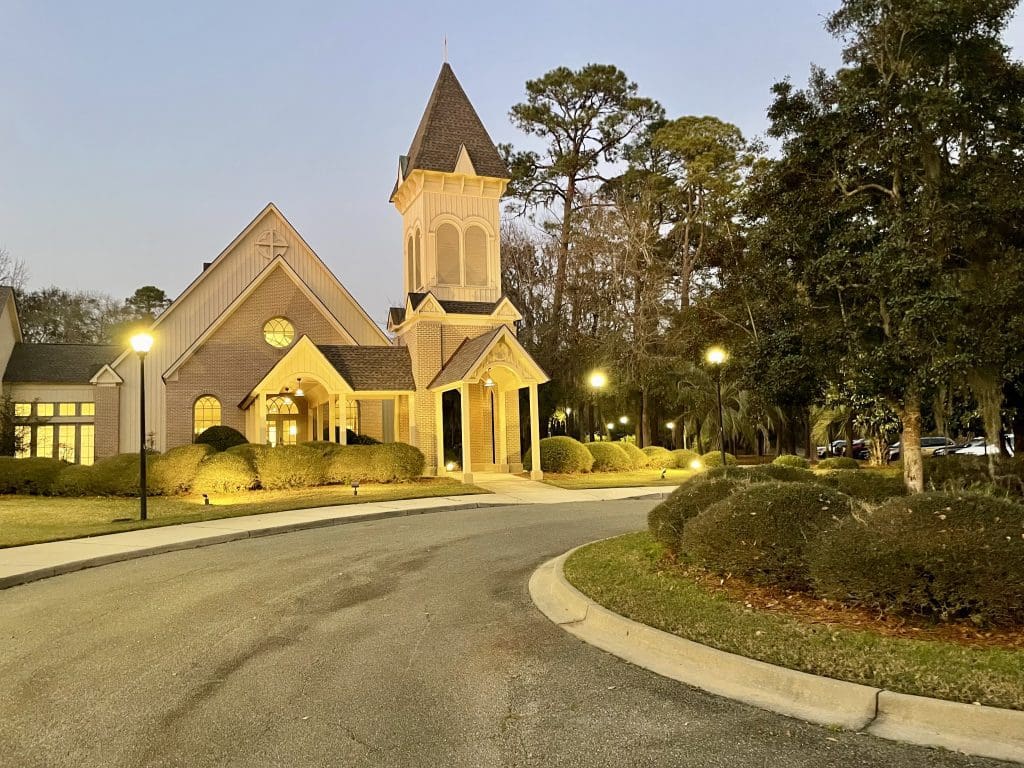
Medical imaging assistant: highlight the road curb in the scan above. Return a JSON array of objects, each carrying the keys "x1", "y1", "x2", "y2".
[
  {"x1": 529, "y1": 546, "x2": 1024, "y2": 764},
  {"x1": 0, "y1": 500, "x2": 500, "y2": 591}
]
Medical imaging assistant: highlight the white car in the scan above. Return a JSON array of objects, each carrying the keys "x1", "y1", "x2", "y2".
[{"x1": 954, "y1": 436, "x2": 1015, "y2": 457}]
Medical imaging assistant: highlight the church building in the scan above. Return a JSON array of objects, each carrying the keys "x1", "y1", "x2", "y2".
[{"x1": 1, "y1": 63, "x2": 547, "y2": 482}]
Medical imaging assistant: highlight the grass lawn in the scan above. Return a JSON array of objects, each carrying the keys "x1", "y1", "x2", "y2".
[
  {"x1": 542, "y1": 468, "x2": 695, "y2": 489},
  {"x1": 0, "y1": 479, "x2": 487, "y2": 548},
  {"x1": 564, "y1": 532, "x2": 1024, "y2": 710}
]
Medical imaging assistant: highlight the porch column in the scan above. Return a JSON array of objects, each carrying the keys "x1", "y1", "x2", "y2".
[
  {"x1": 408, "y1": 392, "x2": 417, "y2": 447},
  {"x1": 328, "y1": 395, "x2": 338, "y2": 444},
  {"x1": 434, "y1": 391, "x2": 445, "y2": 475},
  {"x1": 460, "y1": 382, "x2": 473, "y2": 484},
  {"x1": 258, "y1": 392, "x2": 267, "y2": 445},
  {"x1": 495, "y1": 387, "x2": 508, "y2": 470},
  {"x1": 338, "y1": 393, "x2": 348, "y2": 445},
  {"x1": 529, "y1": 383, "x2": 542, "y2": 480}
]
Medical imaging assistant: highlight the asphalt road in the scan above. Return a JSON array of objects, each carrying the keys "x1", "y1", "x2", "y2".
[{"x1": 0, "y1": 501, "x2": 1012, "y2": 768}]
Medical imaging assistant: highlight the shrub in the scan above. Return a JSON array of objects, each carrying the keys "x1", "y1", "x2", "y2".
[
  {"x1": 524, "y1": 436, "x2": 594, "y2": 473},
  {"x1": 701, "y1": 451, "x2": 737, "y2": 468},
  {"x1": 773, "y1": 454, "x2": 810, "y2": 470},
  {"x1": 642, "y1": 446, "x2": 676, "y2": 469},
  {"x1": 150, "y1": 444, "x2": 215, "y2": 495},
  {"x1": 809, "y1": 493, "x2": 1024, "y2": 625},
  {"x1": 0, "y1": 457, "x2": 64, "y2": 495},
  {"x1": 52, "y1": 454, "x2": 142, "y2": 496},
  {"x1": 250, "y1": 445, "x2": 328, "y2": 490},
  {"x1": 924, "y1": 455, "x2": 1024, "y2": 497},
  {"x1": 682, "y1": 482, "x2": 854, "y2": 589},
  {"x1": 817, "y1": 456, "x2": 860, "y2": 470},
  {"x1": 815, "y1": 470, "x2": 907, "y2": 503},
  {"x1": 194, "y1": 425, "x2": 247, "y2": 452},
  {"x1": 706, "y1": 464, "x2": 816, "y2": 484},
  {"x1": 347, "y1": 429, "x2": 380, "y2": 445},
  {"x1": 192, "y1": 451, "x2": 258, "y2": 494},
  {"x1": 648, "y1": 477, "x2": 741, "y2": 554},
  {"x1": 584, "y1": 442, "x2": 633, "y2": 472},
  {"x1": 364, "y1": 443, "x2": 425, "y2": 482},
  {"x1": 618, "y1": 441, "x2": 649, "y2": 469},
  {"x1": 671, "y1": 449, "x2": 701, "y2": 470}
]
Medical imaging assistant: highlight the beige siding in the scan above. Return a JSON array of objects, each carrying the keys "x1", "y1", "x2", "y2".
[{"x1": 0, "y1": 295, "x2": 19, "y2": 377}]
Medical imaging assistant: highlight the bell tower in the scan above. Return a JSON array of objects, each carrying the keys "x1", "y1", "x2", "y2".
[{"x1": 389, "y1": 63, "x2": 510, "y2": 303}]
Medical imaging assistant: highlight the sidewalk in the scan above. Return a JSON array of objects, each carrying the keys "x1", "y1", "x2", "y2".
[{"x1": 0, "y1": 478, "x2": 674, "y2": 590}]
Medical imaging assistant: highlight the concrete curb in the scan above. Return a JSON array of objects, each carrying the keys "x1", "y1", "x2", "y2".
[{"x1": 530, "y1": 546, "x2": 1024, "y2": 765}]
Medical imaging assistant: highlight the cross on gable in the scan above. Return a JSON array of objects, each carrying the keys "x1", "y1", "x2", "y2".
[{"x1": 256, "y1": 229, "x2": 289, "y2": 260}]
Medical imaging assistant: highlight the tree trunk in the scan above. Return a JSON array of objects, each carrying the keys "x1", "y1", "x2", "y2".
[
  {"x1": 1013, "y1": 408, "x2": 1024, "y2": 458},
  {"x1": 549, "y1": 177, "x2": 576, "y2": 342},
  {"x1": 844, "y1": 419, "x2": 855, "y2": 460},
  {"x1": 804, "y1": 408, "x2": 813, "y2": 460},
  {"x1": 695, "y1": 418, "x2": 705, "y2": 454},
  {"x1": 897, "y1": 390, "x2": 925, "y2": 493},
  {"x1": 640, "y1": 389, "x2": 651, "y2": 448}
]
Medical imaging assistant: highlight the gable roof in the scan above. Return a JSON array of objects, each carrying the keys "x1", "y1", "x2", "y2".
[
  {"x1": 389, "y1": 292, "x2": 516, "y2": 326},
  {"x1": 4, "y1": 343, "x2": 121, "y2": 383},
  {"x1": 0, "y1": 287, "x2": 22, "y2": 342},
  {"x1": 430, "y1": 328, "x2": 504, "y2": 389},
  {"x1": 317, "y1": 345, "x2": 415, "y2": 391},
  {"x1": 401, "y1": 64, "x2": 508, "y2": 182}
]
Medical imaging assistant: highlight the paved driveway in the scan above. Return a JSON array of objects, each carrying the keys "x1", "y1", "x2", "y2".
[{"x1": 0, "y1": 501, "x2": 1010, "y2": 767}]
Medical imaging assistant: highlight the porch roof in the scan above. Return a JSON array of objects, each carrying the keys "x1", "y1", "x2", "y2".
[
  {"x1": 317, "y1": 345, "x2": 415, "y2": 391},
  {"x1": 428, "y1": 326, "x2": 548, "y2": 390}
]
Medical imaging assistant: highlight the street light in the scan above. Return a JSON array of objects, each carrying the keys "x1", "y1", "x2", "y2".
[
  {"x1": 587, "y1": 370, "x2": 608, "y2": 443},
  {"x1": 705, "y1": 345, "x2": 728, "y2": 471},
  {"x1": 619, "y1": 415, "x2": 629, "y2": 425},
  {"x1": 130, "y1": 332, "x2": 154, "y2": 521},
  {"x1": 666, "y1": 421, "x2": 676, "y2": 449}
]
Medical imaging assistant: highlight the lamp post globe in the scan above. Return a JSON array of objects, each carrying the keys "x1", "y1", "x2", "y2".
[
  {"x1": 705, "y1": 345, "x2": 729, "y2": 471},
  {"x1": 586, "y1": 370, "x2": 608, "y2": 443},
  {"x1": 130, "y1": 333, "x2": 154, "y2": 521}
]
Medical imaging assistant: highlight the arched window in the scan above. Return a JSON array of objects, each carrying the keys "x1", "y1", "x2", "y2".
[
  {"x1": 346, "y1": 400, "x2": 359, "y2": 433},
  {"x1": 464, "y1": 226, "x2": 488, "y2": 286},
  {"x1": 406, "y1": 234, "x2": 415, "y2": 290},
  {"x1": 266, "y1": 395, "x2": 299, "y2": 415},
  {"x1": 263, "y1": 317, "x2": 294, "y2": 348},
  {"x1": 194, "y1": 396, "x2": 221, "y2": 436},
  {"x1": 413, "y1": 229, "x2": 422, "y2": 289},
  {"x1": 436, "y1": 223, "x2": 461, "y2": 284}
]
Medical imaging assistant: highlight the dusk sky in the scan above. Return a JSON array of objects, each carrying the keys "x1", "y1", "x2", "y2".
[{"x1": 3, "y1": 1, "x2": 1022, "y2": 328}]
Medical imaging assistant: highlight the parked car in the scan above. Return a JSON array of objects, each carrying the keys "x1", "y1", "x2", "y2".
[
  {"x1": 954, "y1": 434, "x2": 1015, "y2": 457},
  {"x1": 886, "y1": 436, "x2": 955, "y2": 462},
  {"x1": 818, "y1": 439, "x2": 869, "y2": 460}
]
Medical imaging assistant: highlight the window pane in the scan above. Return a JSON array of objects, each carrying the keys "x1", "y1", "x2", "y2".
[
  {"x1": 436, "y1": 224, "x2": 461, "y2": 284},
  {"x1": 14, "y1": 403, "x2": 30, "y2": 417},
  {"x1": 37, "y1": 403, "x2": 54, "y2": 417},
  {"x1": 464, "y1": 226, "x2": 488, "y2": 286},
  {"x1": 80, "y1": 425, "x2": 95, "y2": 466},
  {"x1": 59, "y1": 403, "x2": 76, "y2": 417},
  {"x1": 346, "y1": 400, "x2": 359, "y2": 432},
  {"x1": 81, "y1": 402, "x2": 95, "y2": 417},
  {"x1": 14, "y1": 426, "x2": 30, "y2": 458},
  {"x1": 194, "y1": 396, "x2": 222, "y2": 436},
  {"x1": 35, "y1": 426, "x2": 54, "y2": 458},
  {"x1": 263, "y1": 317, "x2": 294, "y2": 348},
  {"x1": 58, "y1": 425, "x2": 76, "y2": 463}
]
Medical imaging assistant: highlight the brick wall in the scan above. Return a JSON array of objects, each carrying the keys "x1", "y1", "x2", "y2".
[
  {"x1": 94, "y1": 385, "x2": 120, "y2": 459},
  {"x1": 357, "y1": 399, "x2": 384, "y2": 442}
]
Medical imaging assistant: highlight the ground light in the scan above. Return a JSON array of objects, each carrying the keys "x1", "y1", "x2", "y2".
[
  {"x1": 705, "y1": 345, "x2": 729, "y2": 471},
  {"x1": 130, "y1": 332, "x2": 154, "y2": 521}
]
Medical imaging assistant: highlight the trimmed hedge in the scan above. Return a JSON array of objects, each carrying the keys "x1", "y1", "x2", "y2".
[
  {"x1": 773, "y1": 454, "x2": 810, "y2": 470},
  {"x1": 642, "y1": 446, "x2": 676, "y2": 469},
  {"x1": 150, "y1": 444, "x2": 215, "y2": 495},
  {"x1": 671, "y1": 449, "x2": 701, "y2": 470},
  {"x1": 648, "y1": 477, "x2": 741, "y2": 554},
  {"x1": 195, "y1": 425, "x2": 247, "y2": 452},
  {"x1": 321, "y1": 443, "x2": 425, "y2": 483},
  {"x1": 524, "y1": 436, "x2": 594, "y2": 473},
  {"x1": 810, "y1": 493, "x2": 1024, "y2": 625},
  {"x1": 815, "y1": 470, "x2": 907, "y2": 503},
  {"x1": 248, "y1": 445, "x2": 328, "y2": 490},
  {"x1": 585, "y1": 442, "x2": 633, "y2": 472},
  {"x1": 701, "y1": 451, "x2": 738, "y2": 468},
  {"x1": 0, "y1": 457, "x2": 65, "y2": 495},
  {"x1": 817, "y1": 456, "x2": 860, "y2": 470},
  {"x1": 52, "y1": 454, "x2": 143, "y2": 496},
  {"x1": 192, "y1": 451, "x2": 258, "y2": 494},
  {"x1": 682, "y1": 482, "x2": 854, "y2": 589},
  {"x1": 706, "y1": 464, "x2": 816, "y2": 484},
  {"x1": 618, "y1": 441, "x2": 650, "y2": 469}
]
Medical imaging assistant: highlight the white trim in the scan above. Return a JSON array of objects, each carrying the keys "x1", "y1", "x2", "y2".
[
  {"x1": 430, "y1": 326, "x2": 549, "y2": 391},
  {"x1": 89, "y1": 364, "x2": 124, "y2": 385}
]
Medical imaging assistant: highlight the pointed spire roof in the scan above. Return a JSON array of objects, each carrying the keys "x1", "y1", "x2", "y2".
[{"x1": 401, "y1": 63, "x2": 509, "y2": 182}]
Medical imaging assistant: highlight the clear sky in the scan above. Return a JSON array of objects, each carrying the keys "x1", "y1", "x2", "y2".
[{"x1": 2, "y1": 1, "x2": 1022, "y2": 328}]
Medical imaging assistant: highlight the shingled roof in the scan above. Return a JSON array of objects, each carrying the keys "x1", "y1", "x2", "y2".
[
  {"x1": 389, "y1": 293, "x2": 508, "y2": 326},
  {"x1": 4, "y1": 343, "x2": 121, "y2": 383},
  {"x1": 317, "y1": 345, "x2": 415, "y2": 391},
  {"x1": 398, "y1": 63, "x2": 508, "y2": 186},
  {"x1": 429, "y1": 327, "x2": 504, "y2": 389}
]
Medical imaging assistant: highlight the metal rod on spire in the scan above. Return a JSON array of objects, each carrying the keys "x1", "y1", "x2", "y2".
[{"x1": 443, "y1": 35, "x2": 448, "y2": 63}]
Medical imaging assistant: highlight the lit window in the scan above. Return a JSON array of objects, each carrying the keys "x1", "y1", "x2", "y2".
[
  {"x1": 58, "y1": 425, "x2": 76, "y2": 463},
  {"x1": 193, "y1": 396, "x2": 221, "y2": 436},
  {"x1": 37, "y1": 403, "x2": 54, "y2": 417},
  {"x1": 436, "y1": 223, "x2": 461, "y2": 284},
  {"x1": 266, "y1": 395, "x2": 299, "y2": 415},
  {"x1": 346, "y1": 400, "x2": 359, "y2": 432},
  {"x1": 14, "y1": 403, "x2": 30, "y2": 417},
  {"x1": 80, "y1": 425, "x2": 95, "y2": 466},
  {"x1": 464, "y1": 226, "x2": 488, "y2": 286},
  {"x1": 80, "y1": 402, "x2": 95, "y2": 417},
  {"x1": 14, "y1": 426, "x2": 30, "y2": 458},
  {"x1": 263, "y1": 317, "x2": 294, "y2": 348},
  {"x1": 59, "y1": 403, "x2": 76, "y2": 417},
  {"x1": 35, "y1": 425, "x2": 54, "y2": 458}
]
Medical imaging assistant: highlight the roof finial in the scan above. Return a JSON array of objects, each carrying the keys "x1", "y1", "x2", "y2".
[{"x1": 443, "y1": 35, "x2": 448, "y2": 64}]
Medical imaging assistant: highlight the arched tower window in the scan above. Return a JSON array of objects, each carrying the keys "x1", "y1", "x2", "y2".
[
  {"x1": 406, "y1": 234, "x2": 414, "y2": 290},
  {"x1": 464, "y1": 226, "x2": 488, "y2": 286},
  {"x1": 436, "y1": 223, "x2": 461, "y2": 284},
  {"x1": 413, "y1": 229, "x2": 422, "y2": 289},
  {"x1": 193, "y1": 396, "x2": 221, "y2": 437}
]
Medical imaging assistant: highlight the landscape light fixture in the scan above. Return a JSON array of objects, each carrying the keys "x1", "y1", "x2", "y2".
[
  {"x1": 446, "y1": 461, "x2": 456, "y2": 472},
  {"x1": 705, "y1": 345, "x2": 729, "y2": 472},
  {"x1": 352, "y1": 481, "x2": 360, "y2": 496},
  {"x1": 130, "y1": 332, "x2": 154, "y2": 521},
  {"x1": 606, "y1": 422, "x2": 615, "y2": 431}
]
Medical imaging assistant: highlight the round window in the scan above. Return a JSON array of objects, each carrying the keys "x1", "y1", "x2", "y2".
[{"x1": 263, "y1": 317, "x2": 294, "y2": 348}]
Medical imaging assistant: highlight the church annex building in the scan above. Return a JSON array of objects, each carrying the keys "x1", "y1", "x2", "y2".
[{"x1": 1, "y1": 64, "x2": 548, "y2": 482}]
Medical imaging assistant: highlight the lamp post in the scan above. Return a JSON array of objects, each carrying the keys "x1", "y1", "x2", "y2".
[
  {"x1": 705, "y1": 346, "x2": 728, "y2": 470},
  {"x1": 587, "y1": 371, "x2": 607, "y2": 442},
  {"x1": 666, "y1": 421, "x2": 676, "y2": 449},
  {"x1": 130, "y1": 332, "x2": 154, "y2": 521}
]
